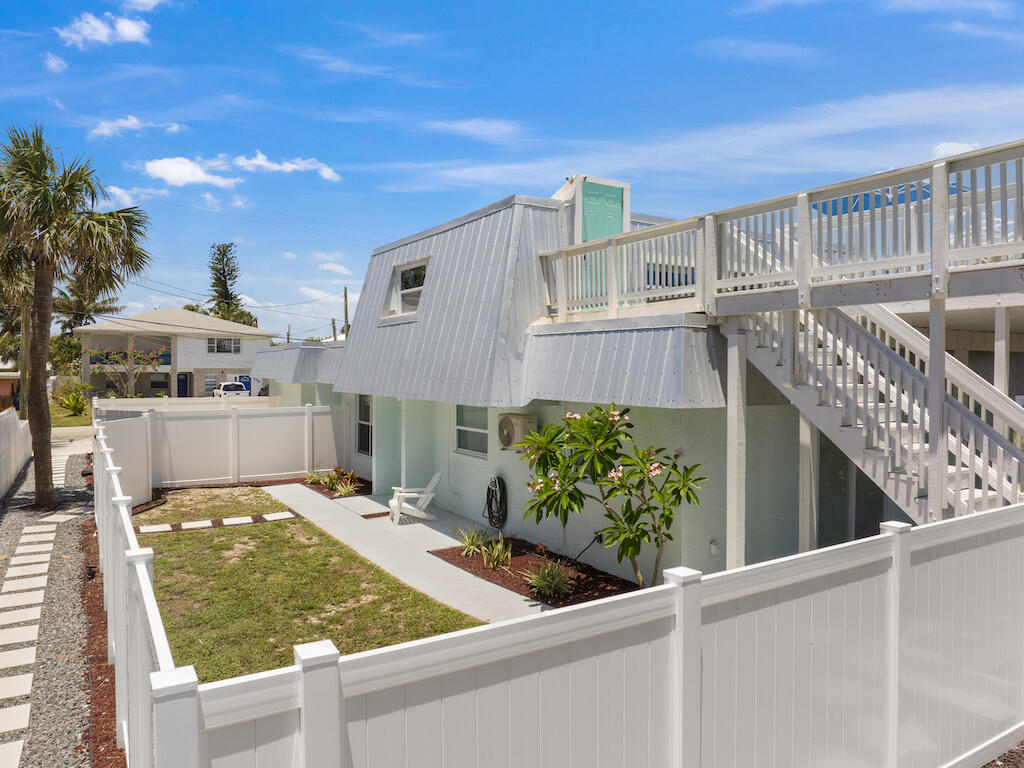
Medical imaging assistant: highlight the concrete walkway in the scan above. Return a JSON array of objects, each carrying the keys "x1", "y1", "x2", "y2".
[
  {"x1": 264, "y1": 484, "x2": 544, "y2": 623},
  {"x1": 48, "y1": 437, "x2": 91, "y2": 489}
]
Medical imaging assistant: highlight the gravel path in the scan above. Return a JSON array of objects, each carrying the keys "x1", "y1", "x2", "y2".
[{"x1": 0, "y1": 456, "x2": 91, "y2": 767}]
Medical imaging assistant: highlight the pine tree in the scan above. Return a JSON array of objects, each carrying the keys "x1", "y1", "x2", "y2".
[{"x1": 208, "y1": 242, "x2": 240, "y2": 308}]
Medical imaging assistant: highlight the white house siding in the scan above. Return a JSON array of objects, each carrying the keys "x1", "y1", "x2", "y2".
[
  {"x1": 387, "y1": 399, "x2": 800, "y2": 582},
  {"x1": 175, "y1": 336, "x2": 267, "y2": 372}
]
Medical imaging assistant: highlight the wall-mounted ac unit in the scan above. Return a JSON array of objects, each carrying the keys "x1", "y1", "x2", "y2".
[{"x1": 497, "y1": 413, "x2": 537, "y2": 451}]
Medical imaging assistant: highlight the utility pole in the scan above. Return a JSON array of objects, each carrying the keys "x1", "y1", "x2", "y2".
[
  {"x1": 343, "y1": 287, "x2": 350, "y2": 337},
  {"x1": 331, "y1": 318, "x2": 337, "y2": 342},
  {"x1": 286, "y1": 325, "x2": 290, "y2": 344}
]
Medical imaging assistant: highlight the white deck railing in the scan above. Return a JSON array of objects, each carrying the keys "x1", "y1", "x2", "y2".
[
  {"x1": 540, "y1": 138, "x2": 1024, "y2": 319},
  {"x1": 95, "y1": 408, "x2": 1024, "y2": 767}
]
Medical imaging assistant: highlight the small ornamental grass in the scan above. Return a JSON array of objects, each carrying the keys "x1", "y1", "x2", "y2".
[
  {"x1": 522, "y1": 561, "x2": 573, "y2": 599},
  {"x1": 455, "y1": 523, "x2": 489, "y2": 558},
  {"x1": 305, "y1": 468, "x2": 360, "y2": 498},
  {"x1": 481, "y1": 532, "x2": 513, "y2": 571},
  {"x1": 57, "y1": 390, "x2": 88, "y2": 416}
]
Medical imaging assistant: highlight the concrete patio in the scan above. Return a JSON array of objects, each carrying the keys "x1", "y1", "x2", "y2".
[{"x1": 262, "y1": 484, "x2": 545, "y2": 623}]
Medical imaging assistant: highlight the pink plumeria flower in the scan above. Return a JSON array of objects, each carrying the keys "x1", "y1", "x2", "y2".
[
  {"x1": 607, "y1": 466, "x2": 624, "y2": 481},
  {"x1": 674, "y1": 449, "x2": 683, "y2": 458},
  {"x1": 565, "y1": 411, "x2": 581, "y2": 420},
  {"x1": 608, "y1": 410, "x2": 621, "y2": 422},
  {"x1": 648, "y1": 462, "x2": 664, "y2": 478}
]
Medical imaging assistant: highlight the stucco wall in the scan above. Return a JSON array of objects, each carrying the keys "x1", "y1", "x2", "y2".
[{"x1": 175, "y1": 336, "x2": 269, "y2": 371}]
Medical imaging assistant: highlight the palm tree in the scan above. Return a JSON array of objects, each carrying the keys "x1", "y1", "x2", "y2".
[
  {"x1": 0, "y1": 125, "x2": 149, "y2": 507},
  {"x1": 53, "y1": 277, "x2": 124, "y2": 335}
]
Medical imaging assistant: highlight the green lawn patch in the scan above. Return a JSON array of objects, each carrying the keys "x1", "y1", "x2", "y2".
[
  {"x1": 49, "y1": 400, "x2": 92, "y2": 428},
  {"x1": 145, "y1": 518, "x2": 481, "y2": 682},
  {"x1": 134, "y1": 486, "x2": 291, "y2": 525}
]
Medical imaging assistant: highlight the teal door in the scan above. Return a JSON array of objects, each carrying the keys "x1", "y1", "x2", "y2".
[{"x1": 581, "y1": 181, "x2": 624, "y2": 242}]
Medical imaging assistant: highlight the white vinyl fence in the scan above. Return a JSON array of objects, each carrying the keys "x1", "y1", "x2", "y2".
[
  {"x1": 0, "y1": 408, "x2": 31, "y2": 499},
  {"x1": 93, "y1": 396, "x2": 272, "y2": 422},
  {"x1": 99, "y1": 404, "x2": 346, "y2": 504},
  {"x1": 96, "y1": 416, "x2": 1024, "y2": 768}
]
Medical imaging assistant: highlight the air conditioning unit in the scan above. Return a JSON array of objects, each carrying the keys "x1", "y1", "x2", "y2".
[{"x1": 497, "y1": 413, "x2": 537, "y2": 451}]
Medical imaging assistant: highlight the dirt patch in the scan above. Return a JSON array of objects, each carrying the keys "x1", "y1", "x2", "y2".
[
  {"x1": 987, "y1": 743, "x2": 1024, "y2": 766},
  {"x1": 224, "y1": 538, "x2": 258, "y2": 563},
  {"x1": 431, "y1": 537, "x2": 639, "y2": 608},
  {"x1": 80, "y1": 520, "x2": 126, "y2": 768}
]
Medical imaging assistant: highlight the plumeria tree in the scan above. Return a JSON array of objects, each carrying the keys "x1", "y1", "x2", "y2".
[
  {"x1": 517, "y1": 404, "x2": 704, "y2": 587},
  {"x1": 87, "y1": 345, "x2": 166, "y2": 397}
]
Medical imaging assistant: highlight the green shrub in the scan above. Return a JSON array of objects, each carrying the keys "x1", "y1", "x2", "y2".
[
  {"x1": 455, "y1": 524, "x2": 488, "y2": 558},
  {"x1": 304, "y1": 471, "x2": 329, "y2": 486},
  {"x1": 522, "y1": 561, "x2": 573, "y2": 599},
  {"x1": 58, "y1": 390, "x2": 88, "y2": 416},
  {"x1": 332, "y1": 480, "x2": 358, "y2": 498},
  {"x1": 482, "y1": 533, "x2": 512, "y2": 571},
  {"x1": 52, "y1": 379, "x2": 92, "y2": 404}
]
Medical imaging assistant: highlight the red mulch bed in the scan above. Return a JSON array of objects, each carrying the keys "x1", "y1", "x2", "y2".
[
  {"x1": 987, "y1": 743, "x2": 1024, "y2": 766},
  {"x1": 80, "y1": 519, "x2": 126, "y2": 768},
  {"x1": 431, "y1": 537, "x2": 639, "y2": 608},
  {"x1": 130, "y1": 475, "x2": 372, "y2": 514}
]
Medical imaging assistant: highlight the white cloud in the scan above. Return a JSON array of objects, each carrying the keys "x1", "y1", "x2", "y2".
[
  {"x1": 380, "y1": 83, "x2": 1024, "y2": 195},
  {"x1": 101, "y1": 185, "x2": 166, "y2": 208},
  {"x1": 933, "y1": 141, "x2": 981, "y2": 158},
  {"x1": 201, "y1": 192, "x2": 221, "y2": 211},
  {"x1": 694, "y1": 37, "x2": 819, "y2": 62},
  {"x1": 48, "y1": 98, "x2": 68, "y2": 112},
  {"x1": 89, "y1": 115, "x2": 187, "y2": 139},
  {"x1": 937, "y1": 21, "x2": 1024, "y2": 43},
  {"x1": 421, "y1": 118, "x2": 524, "y2": 144},
  {"x1": 124, "y1": 301, "x2": 145, "y2": 311},
  {"x1": 285, "y1": 46, "x2": 450, "y2": 88},
  {"x1": 299, "y1": 286, "x2": 347, "y2": 303},
  {"x1": 318, "y1": 262, "x2": 353, "y2": 276},
  {"x1": 43, "y1": 53, "x2": 67, "y2": 73},
  {"x1": 144, "y1": 157, "x2": 241, "y2": 188},
  {"x1": 338, "y1": 23, "x2": 437, "y2": 48},
  {"x1": 56, "y1": 12, "x2": 150, "y2": 49},
  {"x1": 233, "y1": 150, "x2": 340, "y2": 181},
  {"x1": 282, "y1": 251, "x2": 298, "y2": 260},
  {"x1": 121, "y1": 0, "x2": 170, "y2": 10},
  {"x1": 230, "y1": 195, "x2": 246, "y2": 208}
]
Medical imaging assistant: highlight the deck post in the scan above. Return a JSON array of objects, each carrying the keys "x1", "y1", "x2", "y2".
[
  {"x1": 994, "y1": 306, "x2": 1009, "y2": 395},
  {"x1": 796, "y1": 193, "x2": 812, "y2": 308},
  {"x1": 606, "y1": 238, "x2": 619, "y2": 319},
  {"x1": 930, "y1": 162, "x2": 950, "y2": 299},
  {"x1": 557, "y1": 250, "x2": 569, "y2": 323},
  {"x1": 150, "y1": 666, "x2": 201, "y2": 768},
  {"x1": 798, "y1": 415, "x2": 818, "y2": 552},
  {"x1": 725, "y1": 321, "x2": 747, "y2": 569},
  {"x1": 663, "y1": 566, "x2": 703, "y2": 768},
  {"x1": 880, "y1": 521, "x2": 912, "y2": 768},
  {"x1": 927, "y1": 297, "x2": 946, "y2": 520},
  {"x1": 701, "y1": 215, "x2": 718, "y2": 316},
  {"x1": 294, "y1": 641, "x2": 343, "y2": 768}
]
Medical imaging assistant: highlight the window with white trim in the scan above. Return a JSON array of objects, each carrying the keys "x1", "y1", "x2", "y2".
[
  {"x1": 357, "y1": 395, "x2": 373, "y2": 456},
  {"x1": 383, "y1": 261, "x2": 427, "y2": 316},
  {"x1": 208, "y1": 338, "x2": 241, "y2": 353},
  {"x1": 455, "y1": 405, "x2": 488, "y2": 457}
]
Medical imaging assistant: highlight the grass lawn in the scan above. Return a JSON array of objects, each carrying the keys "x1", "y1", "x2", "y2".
[
  {"x1": 49, "y1": 399, "x2": 92, "y2": 428},
  {"x1": 134, "y1": 487, "x2": 292, "y2": 525},
  {"x1": 143, "y1": 505, "x2": 480, "y2": 682}
]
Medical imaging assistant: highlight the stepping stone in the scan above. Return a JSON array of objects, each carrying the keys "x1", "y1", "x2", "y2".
[
  {"x1": 222, "y1": 516, "x2": 253, "y2": 526},
  {"x1": 22, "y1": 525, "x2": 56, "y2": 534},
  {"x1": 2, "y1": 577, "x2": 46, "y2": 593},
  {"x1": 180, "y1": 520, "x2": 212, "y2": 530},
  {"x1": 0, "y1": 593, "x2": 43, "y2": 610},
  {"x1": 0, "y1": 703, "x2": 30, "y2": 733},
  {"x1": 38, "y1": 514, "x2": 77, "y2": 523},
  {"x1": 14, "y1": 544, "x2": 52, "y2": 555},
  {"x1": 9, "y1": 555, "x2": 49, "y2": 567},
  {"x1": 0, "y1": 609, "x2": 40, "y2": 627},
  {"x1": 18, "y1": 533, "x2": 55, "y2": 544},
  {"x1": 0, "y1": 740, "x2": 22, "y2": 766},
  {"x1": 4, "y1": 564, "x2": 47, "y2": 579},
  {"x1": 0, "y1": 648, "x2": 34, "y2": 671},
  {"x1": 0, "y1": 626, "x2": 37, "y2": 647},
  {"x1": 0, "y1": 674, "x2": 32, "y2": 701},
  {"x1": 263, "y1": 511, "x2": 294, "y2": 521},
  {"x1": 139, "y1": 524, "x2": 172, "y2": 534}
]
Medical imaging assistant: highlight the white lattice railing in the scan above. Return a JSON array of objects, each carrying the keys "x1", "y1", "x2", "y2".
[{"x1": 539, "y1": 138, "x2": 1024, "y2": 319}]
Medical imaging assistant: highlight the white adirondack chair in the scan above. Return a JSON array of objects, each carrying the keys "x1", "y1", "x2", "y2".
[{"x1": 389, "y1": 473, "x2": 441, "y2": 525}]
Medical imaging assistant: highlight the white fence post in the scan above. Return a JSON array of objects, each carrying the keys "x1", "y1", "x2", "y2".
[
  {"x1": 304, "y1": 403, "x2": 314, "y2": 474},
  {"x1": 702, "y1": 215, "x2": 718, "y2": 316},
  {"x1": 663, "y1": 566, "x2": 703, "y2": 768},
  {"x1": 144, "y1": 411, "x2": 155, "y2": 497},
  {"x1": 881, "y1": 520, "x2": 912, "y2": 768},
  {"x1": 557, "y1": 250, "x2": 569, "y2": 322},
  {"x1": 150, "y1": 666, "x2": 201, "y2": 768},
  {"x1": 230, "y1": 407, "x2": 240, "y2": 484},
  {"x1": 294, "y1": 640, "x2": 342, "y2": 768}
]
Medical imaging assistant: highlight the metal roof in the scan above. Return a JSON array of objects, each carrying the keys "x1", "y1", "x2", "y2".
[
  {"x1": 252, "y1": 192, "x2": 726, "y2": 409},
  {"x1": 73, "y1": 307, "x2": 276, "y2": 338}
]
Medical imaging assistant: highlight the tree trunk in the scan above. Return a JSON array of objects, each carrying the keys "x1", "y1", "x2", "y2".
[
  {"x1": 17, "y1": 306, "x2": 29, "y2": 420},
  {"x1": 28, "y1": 265, "x2": 55, "y2": 508}
]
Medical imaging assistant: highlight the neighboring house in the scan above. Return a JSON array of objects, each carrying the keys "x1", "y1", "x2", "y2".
[
  {"x1": 253, "y1": 160, "x2": 1024, "y2": 582},
  {"x1": 74, "y1": 308, "x2": 274, "y2": 397},
  {"x1": 0, "y1": 372, "x2": 19, "y2": 412}
]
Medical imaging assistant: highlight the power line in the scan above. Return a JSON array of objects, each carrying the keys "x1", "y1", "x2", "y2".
[
  {"x1": 137, "y1": 275, "x2": 346, "y2": 310},
  {"x1": 130, "y1": 279, "x2": 333, "y2": 321}
]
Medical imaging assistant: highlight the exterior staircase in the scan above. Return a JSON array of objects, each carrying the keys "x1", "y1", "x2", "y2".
[{"x1": 745, "y1": 306, "x2": 1024, "y2": 524}]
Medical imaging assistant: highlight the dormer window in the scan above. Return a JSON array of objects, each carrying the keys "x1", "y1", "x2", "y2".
[{"x1": 384, "y1": 260, "x2": 427, "y2": 317}]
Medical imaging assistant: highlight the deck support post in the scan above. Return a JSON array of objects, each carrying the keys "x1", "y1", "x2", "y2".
[
  {"x1": 798, "y1": 414, "x2": 818, "y2": 552},
  {"x1": 557, "y1": 250, "x2": 568, "y2": 323},
  {"x1": 796, "y1": 193, "x2": 812, "y2": 309},
  {"x1": 606, "y1": 238, "x2": 619, "y2": 319},
  {"x1": 927, "y1": 297, "x2": 947, "y2": 520},
  {"x1": 994, "y1": 305, "x2": 1010, "y2": 395},
  {"x1": 725, "y1": 322, "x2": 747, "y2": 569},
  {"x1": 701, "y1": 215, "x2": 718, "y2": 317}
]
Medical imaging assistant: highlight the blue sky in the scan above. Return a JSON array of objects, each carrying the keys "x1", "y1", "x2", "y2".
[{"x1": 3, "y1": 0, "x2": 1024, "y2": 339}]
